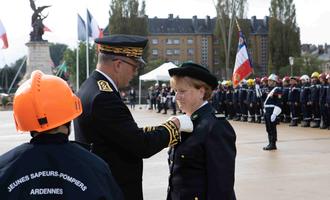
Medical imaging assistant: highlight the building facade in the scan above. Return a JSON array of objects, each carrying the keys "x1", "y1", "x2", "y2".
[
  {"x1": 148, "y1": 14, "x2": 269, "y2": 78},
  {"x1": 104, "y1": 14, "x2": 270, "y2": 78}
]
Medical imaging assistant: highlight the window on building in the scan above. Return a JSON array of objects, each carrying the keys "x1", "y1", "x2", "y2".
[
  {"x1": 152, "y1": 49, "x2": 158, "y2": 55},
  {"x1": 152, "y1": 39, "x2": 158, "y2": 45},
  {"x1": 187, "y1": 38, "x2": 193, "y2": 45},
  {"x1": 187, "y1": 48, "x2": 194, "y2": 55},
  {"x1": 214, "y1": 58, "x2": 220, "y2": 65},
  {"x1": 166, "y1": 39, "x2": 173, "y2": 45},
  {"x1": 214, "y1": 49, "x2": 219, "y2": 55},
  {"x1": 173, "y1": 39, "x2": 180, "y2": 44},
  {"x1": 166, "y1": 49, "x2": 173, "y2": 55},
  {"x1": 174, "y1": 49, "x2": 180, "y2": 55}
]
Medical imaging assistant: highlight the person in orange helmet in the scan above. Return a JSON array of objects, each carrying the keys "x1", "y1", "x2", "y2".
[{"x1": 0, "y1": 70, "x2": 123, "y2": 200}]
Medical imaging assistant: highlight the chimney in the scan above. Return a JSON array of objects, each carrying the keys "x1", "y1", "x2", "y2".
[
  {"x1": 205, "y1": 15, "x2": 211, "y2": 28},
  {"x1": 168, "y1": 14, "x2": 173, "y2": 19},
  {"x1": 192, "y1": 15, "x2": 198, "y2": 31}
]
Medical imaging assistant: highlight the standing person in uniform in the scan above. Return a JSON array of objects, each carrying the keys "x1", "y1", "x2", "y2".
[
  {"x1": 129, "y1": 87, "x2": 136, "y2": 109},
  {"x1": 310, "y1": 72, "x2": 321, "y2": 128},
  {"x1": 167, "y1": 62, "x2": 237, "y2": 200},
  {"x1": 319, "y1": 73, "x2": 329, "y2": 129},
  {"x1": 299, "y1": 75, "x2": 312, "y2": 127},
  {"x1": 263, "y1": 74, "x2": 282, "y2": 150},
  {"x1": 281, "y1": 76, "x2": 291, "y2": 123},
  {"x1": 288, "y1": 76, "x2": 300, "y2": 127},
  {"x1": 326, "y1": 74, "x2": 330, "y2": 130},
  {"x1": 246, "y1": 79, "x2": 256, "y2": 123},
  {"x1": 0, "y1": 70, "x2": 124, "y2": 200},
  {"x1": 74, "y1": 35, "x2": 193, "y2": 200}
]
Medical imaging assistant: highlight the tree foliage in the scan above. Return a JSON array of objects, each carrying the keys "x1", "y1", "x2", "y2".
[
  {"x1": 108, "y1": 0, "x2": 148, "y2": 36},
  {"x1": 49, "y1": 43, "x2": 68, "y2": 66},
  {"x1": 0, "y1": 57, "x2": 26, "y2": 93},
  {"x1": 107, "y1": 0, "x2": 148, "y2": 88},
  {"x1": 268, "y1": 0, "x2": 301, "y2": 74},
  {"x1": 63, "y1": 42, "x2": 97, "y2": 91},
  {"x1": 214, "y1": 0, "x2": 248, "y2": 79}
]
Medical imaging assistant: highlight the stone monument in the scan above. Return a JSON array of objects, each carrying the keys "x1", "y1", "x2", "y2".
[{"x1": 22, "y1": 0, "x2": 53, "y2": 82}]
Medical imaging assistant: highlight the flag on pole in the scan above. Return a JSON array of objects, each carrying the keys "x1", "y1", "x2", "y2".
[
  {"x1": 77, "y1": 14, "x2": 86, "y2": 41},
  {"x1": 87, "y1": 9, "x2": 100, "y2": 39},
  {"x1": 43, "y1": 25, "x2": 52, "y2": 32},
  {"x1": 0, "y1": 19, "x2": 8, "y2": 49},
  {"x1": 232, "y1": 30, "x2": 253, "y2": 88}
]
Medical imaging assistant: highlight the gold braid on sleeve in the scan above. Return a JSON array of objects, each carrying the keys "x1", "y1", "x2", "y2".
[
  {"x1": 160, "y1": 120, "x2": 180, "y2": 146},
  {"x1": 143, "y1": 126, "x2": 157, "y2": 133}
]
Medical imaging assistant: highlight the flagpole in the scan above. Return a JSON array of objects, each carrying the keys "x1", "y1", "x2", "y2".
[
  {"x1": 76, "y1": 41, "x2": 80, "y2": 91},
  {"x1": 235, "y1": 17, "x2": 241, "y2": 32},
  {"x1": 86, "y1": 9, "x2": 89, "y2": 79}
]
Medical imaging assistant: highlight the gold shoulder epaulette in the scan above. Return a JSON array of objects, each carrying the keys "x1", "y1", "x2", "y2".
[{"x1": 97, "y1": 80, "x2": 113, "y2": 92}]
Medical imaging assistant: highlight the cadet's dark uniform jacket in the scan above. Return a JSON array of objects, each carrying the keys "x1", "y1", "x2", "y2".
[
  {"x1": 167, "y1": 103, "x2": 236, "y2": 200},
  {"x1": 0, "y1": 133, "x2": 123, "y2": 200},
  {"x1": 74, "y1": 71, "x2": 178, "y2": 200}
]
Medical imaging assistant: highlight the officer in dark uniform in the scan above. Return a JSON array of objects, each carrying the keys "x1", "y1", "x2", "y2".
[
  {"x1": 254, "y1": 77, "x2": 263, "y2": 123},
  {"x1": 239, "y1": 80, "x2": 248, "y2": 122},
  {"x1": 310, "y1": 72, "x2": 321, "y2": 128},
  {"x1": 74, "y1": 35, "x2": 193, "y2": 200},
  {"x1": 281, "y1": 76, "x2": 291, "y2": 123},
  {"x1": 260, "y1": 77, "x2": 269, "y2": 123},
  {"x1": 0, "y1": 70, "x2": 123, "y2": 200},
  {"x1": 246, "y1": 79, "x2": 256, "y2": 123},
  {"x1": 233, "y1": 83, "x2": 241, "y2": 121},
  {"x1": 299, "y1": 75, "x2": 312, "y2": 127},
  {"x1": 288, "y1": 76, "x2": 300, "y2": 126},
  {"x1": 319, "y1": 73, "x2": 328, "y2": 129},
  {"x1": 225, "y1": 81, "x2": 235, "y2": 119},
  {"x1": 167, "y1": 62, "x2": 236, "y2": 199},
  {"x1": 326, "y1": 74, "x2": 330, "y2": 129},
  {"x1": 263, "y1": 74, "x2": 282, "y2": 150}
]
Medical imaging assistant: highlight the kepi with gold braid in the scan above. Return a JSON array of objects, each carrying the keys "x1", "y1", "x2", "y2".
[{"x1": 95, "y1": 34, "x2": 148, "y2": 66}]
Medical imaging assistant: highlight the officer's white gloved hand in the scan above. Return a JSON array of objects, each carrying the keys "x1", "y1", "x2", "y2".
[
  {"x1": 169, "y1": 115, "x2": 193, "y2": 132},
  {"x1": 270, "y1": 114, "x2": 277, "y2": 122}
]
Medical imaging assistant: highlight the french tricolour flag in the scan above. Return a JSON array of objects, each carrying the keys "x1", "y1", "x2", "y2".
[
  {"x1": 0, "y1": 19, "x2": 8, "y2": 49},
  {"x1": 232, "y1": 31, "x2": 252, "y2": 88}
]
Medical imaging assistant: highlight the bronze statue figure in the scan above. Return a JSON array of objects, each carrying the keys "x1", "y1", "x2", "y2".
[{"x1": 29, "y1": 0, "x2": 51, "y2": 41}]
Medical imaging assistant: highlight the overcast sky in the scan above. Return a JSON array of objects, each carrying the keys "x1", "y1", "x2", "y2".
[{"x1": 0, "y1": 0, "x2": 329, "y2": 68}]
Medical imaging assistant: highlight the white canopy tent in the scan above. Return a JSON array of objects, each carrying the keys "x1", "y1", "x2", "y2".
[{"x1": 138, "y1": 62, "x2": 178, "y2": 104}]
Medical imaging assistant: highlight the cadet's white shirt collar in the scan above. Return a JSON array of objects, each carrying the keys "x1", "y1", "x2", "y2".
[{"x1": 95, "y1": 69, "x2": 118, "y2": 92}]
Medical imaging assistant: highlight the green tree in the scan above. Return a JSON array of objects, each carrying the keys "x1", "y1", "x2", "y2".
[
  {"x1": 107, "y1": 0, "x2": 148, "y2": 89},
  {"x1": 108, "y1": 0, "x2": 147, "y2": 36},
  {"x1": 214, "y1": 0, "x2": 248, "y2": 79},
  {"x1": 63, "y1": 42, "x2": 97, "y2": 91},
  {"x1": 49, "y1": 43, "x2": 68, "y2": 66},
  {"x1": 268, "y1": 0, "x2": 301, "y2": 74}
]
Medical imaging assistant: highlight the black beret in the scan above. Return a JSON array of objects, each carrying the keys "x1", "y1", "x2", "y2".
[
  {"x1": 168, "y1": 62, "x2": 218, "y2": 90},
  {"x1": 95, "y1": 34, "x2": 148, "y2": 64}
]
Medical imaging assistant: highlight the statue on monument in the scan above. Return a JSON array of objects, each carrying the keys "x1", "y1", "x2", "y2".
[{"x1": 29, "y1": 0, "x2": 51, "y2": 41}]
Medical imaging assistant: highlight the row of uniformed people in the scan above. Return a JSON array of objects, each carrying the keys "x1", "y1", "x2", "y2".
[
  {"x1": 211, "y1": 72, "x2": 330, "y2": 130},
  {"x1": 147, "y1": 84, "x2": 178, "y2": 115}
]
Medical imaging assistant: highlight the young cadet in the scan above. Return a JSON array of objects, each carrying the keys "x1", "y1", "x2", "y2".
[{"x1": 0, "y1": 70, "x2": 123, "y2": 200}]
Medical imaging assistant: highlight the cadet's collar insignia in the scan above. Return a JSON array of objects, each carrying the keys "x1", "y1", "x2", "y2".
[
  {"x1": 191, "y1": 114, "x2": 199, "y2": 121},
  {"x1": 97, "y1": 80, "x2": 113, "y2": 92}
]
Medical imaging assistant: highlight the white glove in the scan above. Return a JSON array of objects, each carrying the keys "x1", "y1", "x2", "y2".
[
  {"x1": 169, "y1": 115, "x2": 193, "y2": 132},
  {"x1": 271, "y1": 114, "x2": 277, "y2": 122},
  {"x1": 272, "y1": 106, "x2": 282, "y2": 116}
]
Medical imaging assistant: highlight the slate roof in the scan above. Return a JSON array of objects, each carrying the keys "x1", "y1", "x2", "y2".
[{"x1": 103, "y1": 15, "x2": 269, "y2": 36}]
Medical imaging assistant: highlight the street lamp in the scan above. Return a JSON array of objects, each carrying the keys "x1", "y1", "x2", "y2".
[{"x1": 289, "y1": 57, "x2": 294, "y2": 76}]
